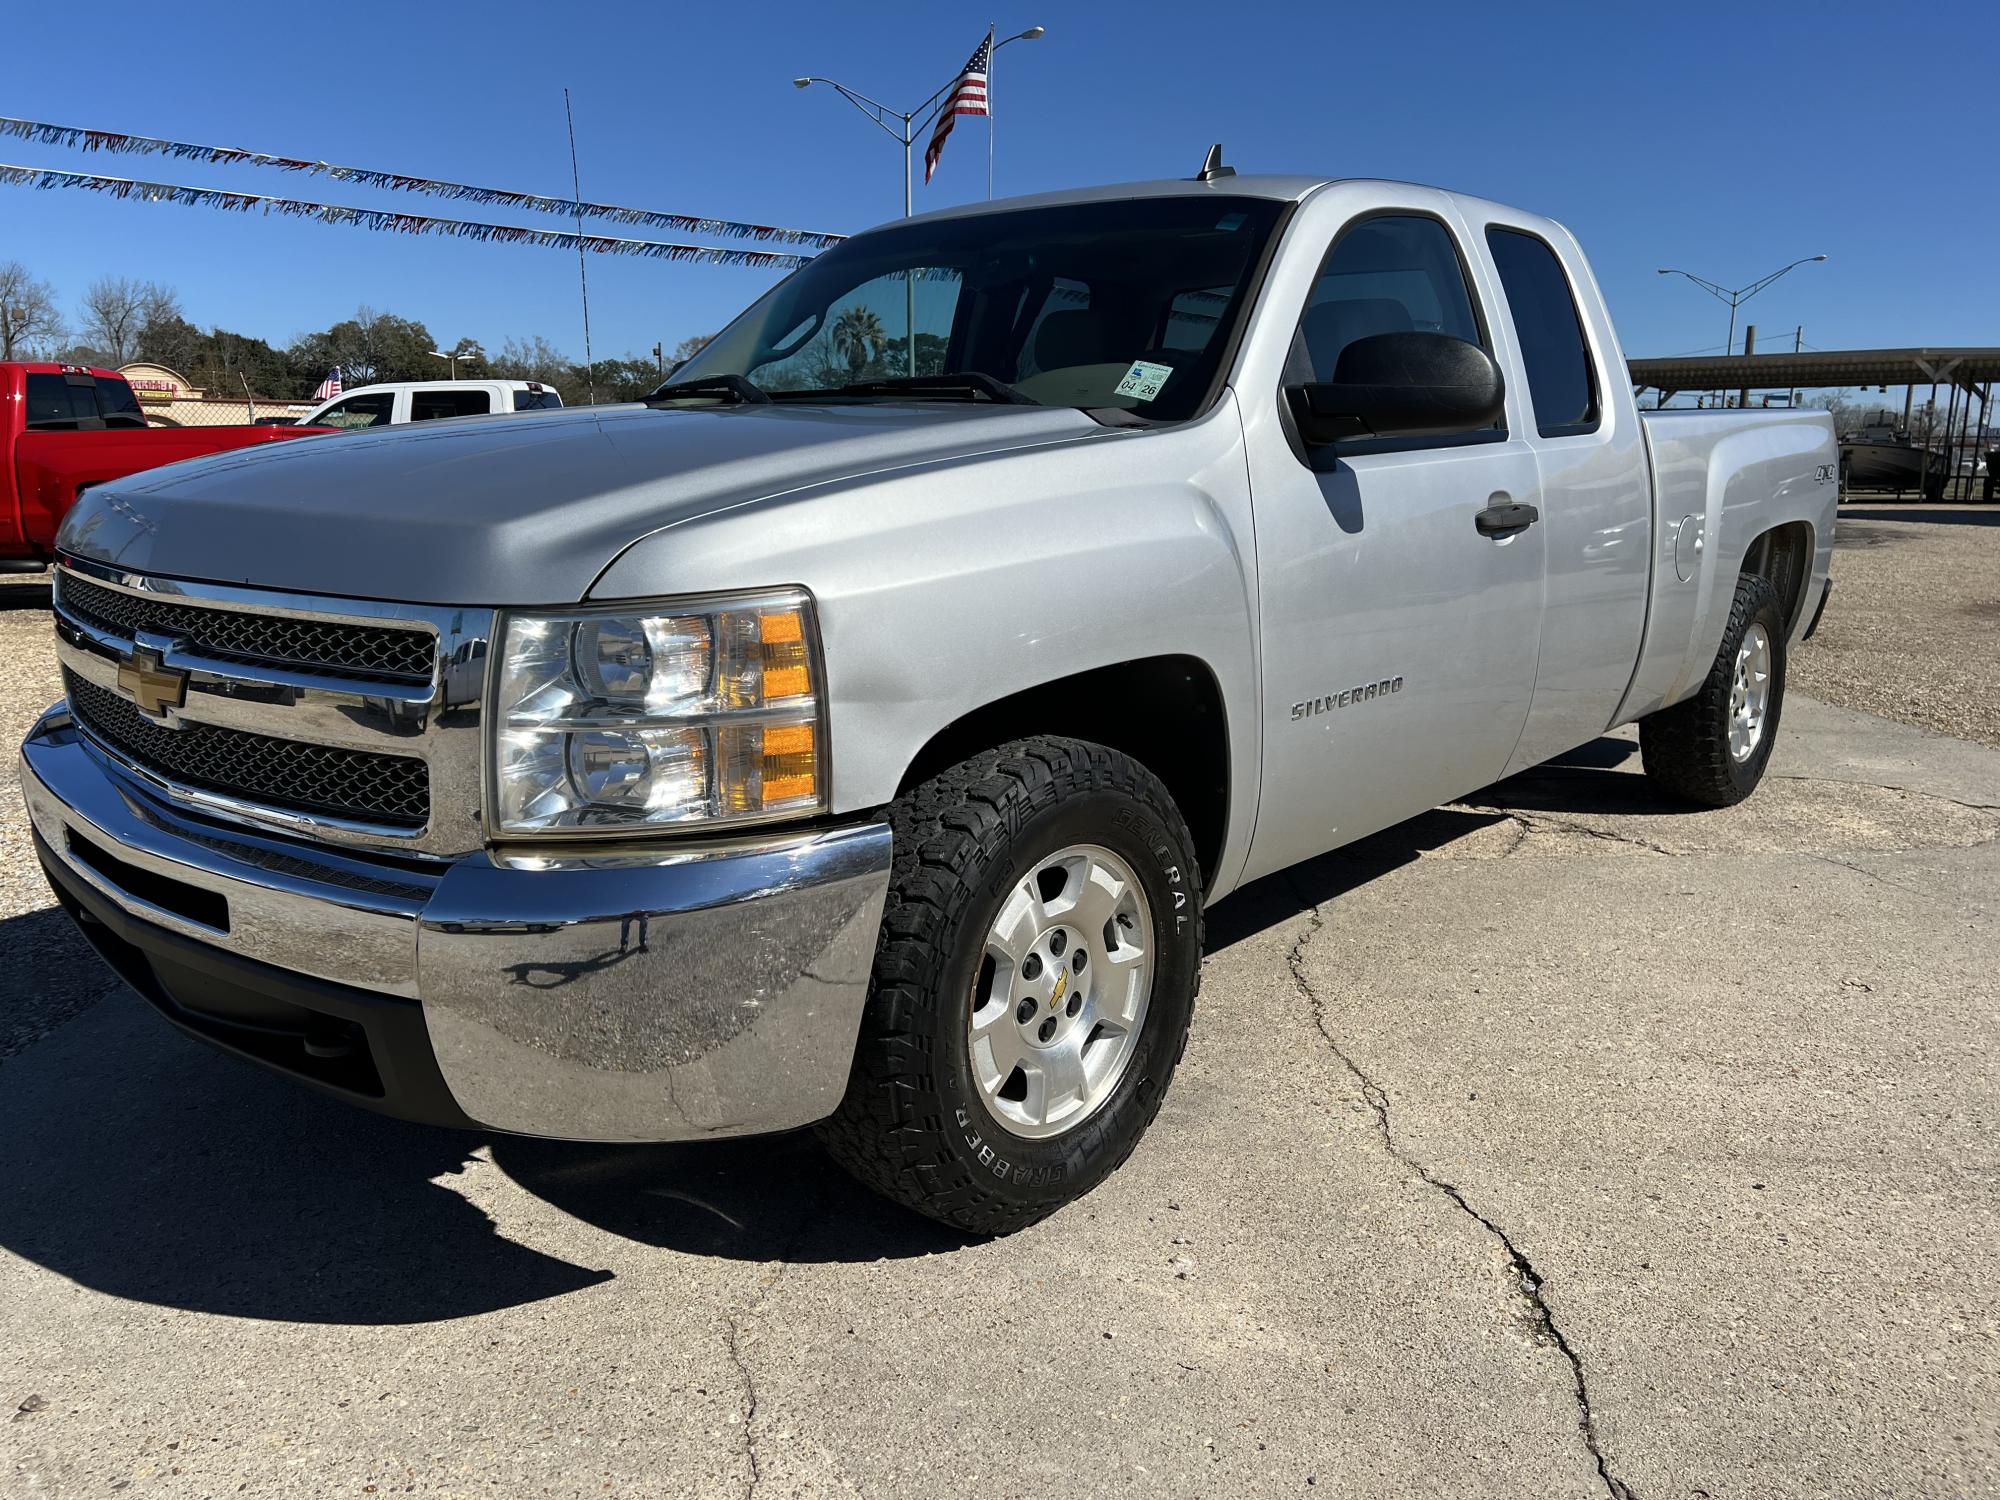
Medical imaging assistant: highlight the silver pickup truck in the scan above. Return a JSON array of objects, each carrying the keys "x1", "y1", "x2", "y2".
[{"x1": 24, "y1": 169, "x2": 1836, "y2": 1234}]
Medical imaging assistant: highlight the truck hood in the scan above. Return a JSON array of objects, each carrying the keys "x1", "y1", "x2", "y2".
[{"x1": 57, "y1": 401, "x2": 1108, "y2": 604}]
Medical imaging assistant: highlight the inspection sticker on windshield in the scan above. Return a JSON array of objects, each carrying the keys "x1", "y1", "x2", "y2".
[{"x1": 1114, "y1": 360, "x2": 1174, "y2": 402}]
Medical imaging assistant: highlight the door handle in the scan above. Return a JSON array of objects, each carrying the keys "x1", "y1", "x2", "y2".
[{"x1": 1475, "y1": 501, "x2": 1539, "y2": 538}]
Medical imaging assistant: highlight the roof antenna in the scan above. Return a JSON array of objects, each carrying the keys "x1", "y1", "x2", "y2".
[{"x1": 1196, "y1": 144, "x2": 1235, "y2": 182}]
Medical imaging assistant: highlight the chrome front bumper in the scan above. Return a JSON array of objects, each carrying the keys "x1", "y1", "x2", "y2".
[{"x1": 23, "y1": 706, "x2": 892, "y2": 1142}]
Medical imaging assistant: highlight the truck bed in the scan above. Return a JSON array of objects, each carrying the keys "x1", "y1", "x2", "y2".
[{"x1": 1619, "y1": 406, "x2": 1838, "y2": 724}]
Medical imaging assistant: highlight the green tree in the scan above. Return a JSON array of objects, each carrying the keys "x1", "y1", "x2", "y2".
[
  {"x1": 831, "y1": 305, "x2": 887, "y2": 376},
  {"x1": 485, "y1": 334, "x2": 581, "y2": 403},
  {"x1": 288, "y1": 307, "x2": 437, "y2": 390},
  {"x1": 590, "y1": 356, "x2": 668, "y2": 402},
  {"x1": 671, "y1": 332, "x2": 715, "y2": 365}
]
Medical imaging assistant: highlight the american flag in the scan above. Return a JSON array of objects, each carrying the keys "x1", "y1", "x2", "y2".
[
  {"x1": 311, "y1": 368, "x2": 342, "y2": 402},
  {"x1": 923, "y1": 31, "x2": 991, "y2": 184}
]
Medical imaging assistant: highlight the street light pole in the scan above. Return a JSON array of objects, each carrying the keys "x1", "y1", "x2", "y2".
[
  {"x1": 429, "y1": 348, "x2": 481, "y2": 379},
  {"x1": 986, "y1": 26, "x2": 1045, "y2": 202},
  {"x1": 793, "y1": 28, "x2": 1045, "y2": 374},
  {"x1": 793, "y1": 75, "x2": 934, "y2": 374},
  {"x1": 1657, "y1": 255, "x2": 1827, "y2": 407}
]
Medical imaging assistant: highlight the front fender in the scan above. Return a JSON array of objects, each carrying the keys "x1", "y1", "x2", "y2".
[{"x1": 590, "y1": 399, "x2": 1264, "y2": 896}]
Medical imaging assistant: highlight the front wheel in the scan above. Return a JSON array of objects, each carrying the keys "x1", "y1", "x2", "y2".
[
  {"x1": 1640, "y1": 571, "x2": 1788, "y2": 807},
  {"x1": 817, "y1": 736, "x2": 1202, "y2": 1236}
]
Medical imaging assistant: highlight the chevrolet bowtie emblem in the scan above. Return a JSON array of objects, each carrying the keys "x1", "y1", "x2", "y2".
[{"x1": 116, "y1": 645, "x2": 188, "y2": 720}]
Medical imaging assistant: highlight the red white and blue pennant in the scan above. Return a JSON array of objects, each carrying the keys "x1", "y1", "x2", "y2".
[
  {"x1": 0, "y1": 163, "x2": 817, "y2": 270},
  {"x1": 0, "y1": 114, "x2": 844, "y2": 249}
]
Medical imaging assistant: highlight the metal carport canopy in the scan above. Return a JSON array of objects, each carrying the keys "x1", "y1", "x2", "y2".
[{"x1": 1627, "y1": 347, "x2": 2000, "y2": 396}]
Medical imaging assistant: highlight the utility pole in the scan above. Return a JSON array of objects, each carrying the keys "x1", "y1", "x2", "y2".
[{"x1": 1739, "y1": 324, "x2": 1756, "y2": 409}]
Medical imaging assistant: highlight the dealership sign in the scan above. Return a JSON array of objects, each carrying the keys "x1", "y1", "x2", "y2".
[{"x1": 118, "y1": 363, "x2": 188, "y2": 406}]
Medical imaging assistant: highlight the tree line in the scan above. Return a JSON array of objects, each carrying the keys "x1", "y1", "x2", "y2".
[{"x1": 0, "y1": 259, "x2": 710, "y2": 405}]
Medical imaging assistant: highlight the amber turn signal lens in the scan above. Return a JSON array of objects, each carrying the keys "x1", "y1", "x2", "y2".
[
  {"x1": 758, "y1": 721, "x2": 818, "y2": 804},
  {"x1": 759, "y1": 608, "x2": 811, "y2": 702}
]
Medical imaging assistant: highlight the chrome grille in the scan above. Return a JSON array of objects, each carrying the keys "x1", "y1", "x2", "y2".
[
  {"x1": 52, "y1": 561, "x2": 492, "y2": 854},
  {"x1": 57, "y1": 571, "x2": 434, "y2": 682},
  {"x1": 65, "y1": 672, "x2": 431, "y2": 828}
]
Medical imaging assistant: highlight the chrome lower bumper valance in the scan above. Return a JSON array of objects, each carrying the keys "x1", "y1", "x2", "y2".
[{"x1": 24, "y1": 706, "x2": 892, "y2": 1142}]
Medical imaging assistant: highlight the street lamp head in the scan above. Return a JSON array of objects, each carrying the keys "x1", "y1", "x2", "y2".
[
  {"x1": 1811, "y1": 254, "x2": 1828, "y2": 262},
  {"x1": 791, "y1": 77, "x2": 813, "y2": 89},
  {"x1": 1020, "y1": 25, "x2": 1046, "y2": 38}
]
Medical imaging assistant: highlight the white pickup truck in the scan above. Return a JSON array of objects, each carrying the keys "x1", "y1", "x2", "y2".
[
  {"x1": 27, "y1": 165, "x2": 1836, "y2": 1235},
  {"x1": 297, "y1": 378, "x2": 562, "y2": 429}
]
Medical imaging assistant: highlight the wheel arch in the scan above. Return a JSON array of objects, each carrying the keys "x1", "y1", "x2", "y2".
[
  {"x1": 1742, "y1": 519, "x2": 1815, "y2": 634},
  {"x1": 895, "y1": 654, "x2": 1231, "y2": 895}
]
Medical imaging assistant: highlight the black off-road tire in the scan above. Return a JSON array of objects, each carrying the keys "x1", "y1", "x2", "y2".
[
  {"x1": 816, "y1": 736, "x2": 1203, "y2": 1236},
  {"x1": 1640, "y1": 571, "x2": 1788, "y2": 808}
]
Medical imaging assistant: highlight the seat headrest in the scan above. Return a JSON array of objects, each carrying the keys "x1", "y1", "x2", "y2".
[
  {"x1": 1033, "y1": 310, "x2": 1114, "y2": 371},
  {"x1": 1302, "y1": 298, "x2": 1414, "y2": 380}
]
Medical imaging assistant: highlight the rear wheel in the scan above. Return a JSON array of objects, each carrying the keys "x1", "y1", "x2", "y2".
[
  {"x1": 817, "y1": 736, "x2": 1202, "y2": 1236},
  {"x1": 1640, "y1": 571, "x2": 1787, "y2": 807}
]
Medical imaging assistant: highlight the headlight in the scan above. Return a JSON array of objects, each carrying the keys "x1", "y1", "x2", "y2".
[{"x1": 490, "y1": 589, "x2": 825, "y2": 836}]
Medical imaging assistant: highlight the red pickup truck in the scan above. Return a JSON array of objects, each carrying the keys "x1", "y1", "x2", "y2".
[{"x1": 1, "y1": 362, "x2": 325, "y2": 570}]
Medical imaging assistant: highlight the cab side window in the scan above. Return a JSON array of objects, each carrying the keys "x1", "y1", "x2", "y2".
[
  {"x1": 411, "y1": 390, "x2": 492, "y2": 421},
  {"x1": 1485, "y1": 228, "x2": 1600, "y2": 437},
  {"x1": 315, "y1": 392, "x2": 395, "y2": 430},
  {"x1": 1295, "y1": 215, "x2": 1485, "y2": 382}
]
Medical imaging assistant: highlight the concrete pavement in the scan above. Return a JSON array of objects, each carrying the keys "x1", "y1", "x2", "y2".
[{"x1": 3, "y1": 692, "x2": 1995, "y2": 1498}]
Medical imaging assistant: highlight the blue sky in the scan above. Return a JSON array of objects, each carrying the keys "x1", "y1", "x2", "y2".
[{"x1": 4, "y1": 0, "x2": 1993, "y2": 388}]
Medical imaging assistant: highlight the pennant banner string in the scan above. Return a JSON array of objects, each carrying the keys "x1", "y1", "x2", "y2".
[
  {"x1": 0, "y1": 115, "x2": 846, "y2": 248},
  {"x1": 0, "y1": 163, "x2": 819, "y2": 270}
]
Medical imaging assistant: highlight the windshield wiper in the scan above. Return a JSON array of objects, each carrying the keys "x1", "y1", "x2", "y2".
[
  {"x1": 643, "y1": 374, "x2": 770, "y2": 407},
  {"x1": 826, "y1": 373, "x2": 1038, "y2": 406}
]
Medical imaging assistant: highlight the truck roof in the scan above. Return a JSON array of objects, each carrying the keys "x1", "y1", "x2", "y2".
[
  {"x1": 892, "y1": 173, "x2": 1571, "y2": 245},
  {"x1": 0, "y1": 361, "x2": 127, "y2": 380},
  {"x1": 331, "y1": 379, "x2": 551, "y2": 393},
  {"x1": 897, "y1": 173, "x2": 1336, "y2": 228}
]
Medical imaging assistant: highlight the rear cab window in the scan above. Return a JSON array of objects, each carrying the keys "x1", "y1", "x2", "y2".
[
  {"x1": 1484, "y1": 227, "x2": 1600, "y2": 437},
  {"x1": 513, "y1": 387, "x2": 563, "y2": 411},
  {"x1": 23, "y1": 372, "x2": 148, "y2": 431}
]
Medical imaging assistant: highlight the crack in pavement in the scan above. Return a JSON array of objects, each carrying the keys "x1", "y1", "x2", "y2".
[
  {"x1": 1803, "y1": 851, "x2": 1972, "y2": 906},
  {"x1": 724, "y1": 1314, "x2": 764, "y2": 1499},
  {"x1": 1487, "y1": 807, "x2": 1679, "y2": 858},
  {"x1": 1282, "y1": 876, "x2": 1640, "y2": 1500},
  {"x1": 723, "y1": 1178, "x2": 838, "y2": 1500},
  {"x1": 1766, "y1": 773, "x2": 2000, "y2": 814}
]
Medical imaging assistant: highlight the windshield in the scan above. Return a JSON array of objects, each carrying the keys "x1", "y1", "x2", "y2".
[{"x1": 673, "y1": 195, "x2": 1285, "y2": 422}]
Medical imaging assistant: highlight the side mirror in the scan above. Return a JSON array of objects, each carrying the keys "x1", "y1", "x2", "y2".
[{"x1": 1285, "y1": 331, "x2": 1505, "y2": 446}]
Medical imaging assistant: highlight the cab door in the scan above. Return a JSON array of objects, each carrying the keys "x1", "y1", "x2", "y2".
[
  {"x1": 1479, "y1": 220, "x2": 1654, "y2": 774},
  {"x1": 1239, "y1": 199, "x2": 1547, "y2": 884}
]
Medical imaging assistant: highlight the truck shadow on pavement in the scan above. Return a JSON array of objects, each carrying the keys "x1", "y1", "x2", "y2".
[
  {"x1": 1207, "y1": 734, "x2": 1666, "y2": 951},
  {"x1": 1, "y1": 735, "x2": 1671, "y2": 1325},
  {"x1": 2, "y1": 916, "x2": 973, "y2": 1325}
]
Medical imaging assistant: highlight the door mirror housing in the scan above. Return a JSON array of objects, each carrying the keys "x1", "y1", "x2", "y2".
[{"x1": 1285, "y1": 331, "x2": 1505, "y2": 446}]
